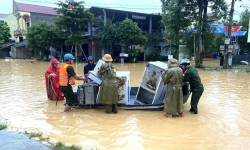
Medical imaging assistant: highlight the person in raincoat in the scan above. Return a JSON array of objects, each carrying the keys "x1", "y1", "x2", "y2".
[
  {"x1": 45, "y1": 58, "x2": 64, "y2": 101},
  {"x1": 162, "y1": 58, "x2": 185, "y2": 118},
  {"x1": 97, "y1": 54, "x2": 119, "y2": 114}
]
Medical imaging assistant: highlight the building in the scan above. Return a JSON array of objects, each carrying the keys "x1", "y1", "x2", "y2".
[
  {"x1": 11, "y1": 1, "x2": 58, "y2": 42},
  {"x1": 2, "y1": 1, "x2": 59, "y2": 59},
  {"x1": 0, "y1": 13, "x2": 8, "y2": 22},
  {"x1": 3, "y1": 2, "x2": 165, "y2": 61},
  {"x1": 87, "y1": 7, "x2": 164, "y2": 61}
]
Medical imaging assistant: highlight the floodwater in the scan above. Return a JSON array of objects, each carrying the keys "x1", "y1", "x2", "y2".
[{"x1": 0, "y1": 59, "x2": 250, "y2": 149}]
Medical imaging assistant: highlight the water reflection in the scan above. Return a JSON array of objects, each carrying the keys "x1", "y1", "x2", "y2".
[{"x1": 0, "y1": 59, "x2": 250, "y2": 149}]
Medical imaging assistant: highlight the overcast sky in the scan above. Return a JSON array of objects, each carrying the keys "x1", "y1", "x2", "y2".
[{"x1": 0, "y1": 0, "x2": 249, "y2": 21}]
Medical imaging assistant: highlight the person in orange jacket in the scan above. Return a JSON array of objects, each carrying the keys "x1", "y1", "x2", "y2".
[{"x1": 59, "y1": 53, "x2": 85, "y2": 112}]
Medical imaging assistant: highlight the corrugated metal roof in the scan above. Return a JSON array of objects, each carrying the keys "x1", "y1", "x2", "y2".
[{"x1": 14, "y1": 40, "x2": 28, "y2": 48}]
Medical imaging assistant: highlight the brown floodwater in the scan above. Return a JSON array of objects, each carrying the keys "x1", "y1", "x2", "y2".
[{"x1": 0, "y1": 59, "x2": 250, "y2": 149}]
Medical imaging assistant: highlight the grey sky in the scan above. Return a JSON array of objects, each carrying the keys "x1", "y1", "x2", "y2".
[{"x1": 0, "y1": 0, "x2": 249, "y2": 21}]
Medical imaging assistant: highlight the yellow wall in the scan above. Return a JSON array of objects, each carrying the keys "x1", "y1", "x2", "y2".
[
  {"x1": 4, "y1": 14, "x2": 17, "y2": 40},
  {"x1": 17, "y1": 11, "x2": 31, "y2": 29}
]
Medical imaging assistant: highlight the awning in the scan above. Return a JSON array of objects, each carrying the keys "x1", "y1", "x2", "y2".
[
  {"x1": 224, "y1": 31, "x2": 247, "y2": 37},
  {"x1": 0, "y1": 43, "x2": 15, "y2": 50}
]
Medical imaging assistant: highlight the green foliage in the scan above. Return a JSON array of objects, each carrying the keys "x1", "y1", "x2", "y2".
[
  {"x1": 0, "y1": 22, "x2": 11, "y2": 44},
  {"x1": 146, "y1": 47, "x2": 161, "y2": 61},
  {"x1": 99, "y1": 20, "x2": 118, "y2": 50},
  {"x1": 26, "y1": 21, "x2": 59, "y2": 60},
  {"x1": 115, "y1": 19, "x2": 147, "y2": 61},
  {"x1": 24, "y1": 131, "x2": 43, "y2": 138},
  {"x1": 53, "y1": 0, "x2": 94, "y2": 46},
  {"x1": 161, "y1": 0, "x2": 192, "y2": 44},
  {"x1": 126, "y1": 48, "x2": 143, "y2": 62},
  {"x1": 146, "y1": 32, "x2": 163, "y2": 48},
  {"x1": 161, "y1": 0, "x2": 228, "y2": 66},
  {"x1": 116, "y1": 19, "x2": 147, "y2": 47},
  {"x1": 54, "y1": 141, "x2": 81, "y2": 150},
  {"x1": 238, "y1": 9, "x2": 250, "y2": 52},
  {"x1": 0, "y1": 123, "x2": 7, "y2": 130}
]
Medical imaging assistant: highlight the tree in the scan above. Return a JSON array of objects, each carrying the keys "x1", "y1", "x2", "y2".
[
  {"x1": 115, "y1": 19, "x2": 147, "y2": 62},
  {"x1": 145, "y1": 32, "x2": 164, "y2": 61},
  {"x1": 53, "y1": 0, "x2": 94, "y2": 53},
  {"x1": 26, "y1": 21, "x2": 59, "y2": 60},
  {"x1": 161, "y1": 0, "x2": 227, "y2": 67},
  {"x1": 238, "y1": 9, "x2": 250, "y2": 52},
  {"x1": 0, "y1": 22, "x2": 11, "y2": 44},
  {"x1": 99, "y1": 20, "x2": 118, "y2": 51}
]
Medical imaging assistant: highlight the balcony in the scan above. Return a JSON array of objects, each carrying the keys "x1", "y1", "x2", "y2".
[{"x1": 14, "y1": 30, "x2": 27, "y2": 38}]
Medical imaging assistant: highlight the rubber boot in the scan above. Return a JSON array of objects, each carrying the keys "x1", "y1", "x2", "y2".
[
  {"x1": 112, "y1": 104, "x2": 118, "y2": 114},
  {"x1": 105, "y1": 105, "x2": 112, "y2": 114}
]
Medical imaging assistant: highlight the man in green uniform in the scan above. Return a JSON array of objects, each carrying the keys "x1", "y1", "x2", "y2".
[
  {"x1": 59, "y1": 53, "x2": 86, "y2": 112},
  {"x1": 97, "y1": 54, "x2": 119, "y2": 114},
  {"x1": 162, "y1": 58, "x2": 185, "y2": 118},
  {"x1": 180, "y1": 58, "x2": 204, "y2": 114}
]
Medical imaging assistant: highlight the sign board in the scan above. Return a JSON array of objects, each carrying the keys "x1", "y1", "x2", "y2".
[
  {"x1": 220, "y1": 45, "x2": 225, "y2": 50},
  {"x1": 228, "y1": 45, "x2": 234, "y2": 50},
  {"x1": 225, "y1": 38, "x2": 230, "y2": 44},
  {"x1": 132, "y1": 14, "x2": 146, "y2": 20},
  {"x1": 119, "y1": 53, "x2": 129, "y2": 57}
]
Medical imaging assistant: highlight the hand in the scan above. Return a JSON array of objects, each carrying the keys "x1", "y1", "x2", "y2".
[
  {"x1": 50, "y1": 73, "x2": 57, "y2": 77},
  {"x1": 160, "y1": 70, "x2": 165, "y2": 74}
]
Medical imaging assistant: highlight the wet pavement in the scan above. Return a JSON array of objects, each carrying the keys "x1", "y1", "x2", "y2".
[{"x1": 0, "y1": 130, "x2": 52, "y2": 150}]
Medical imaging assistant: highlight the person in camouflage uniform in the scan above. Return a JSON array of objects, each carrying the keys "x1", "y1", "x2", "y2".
[
  {"x1": 180, "y1": 58, "x2": 204, "y2": 114},
  {"x1": 162, "y1": 58, "x2": 185, "y2": 118},
  {"x1": 97, "y1": 54, "x2": 119, "y2": 114}
]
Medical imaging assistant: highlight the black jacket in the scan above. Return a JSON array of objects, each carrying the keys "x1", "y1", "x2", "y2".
[{"x1": 84, "y1": 63, "x2": 96, "y2": 75}]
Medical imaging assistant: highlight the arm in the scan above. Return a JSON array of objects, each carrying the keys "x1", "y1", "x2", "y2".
[
  {"x1": 161, "y1": 70, "x2": 171, "y2": 84},
  {"x1": 182, "y1": 70, "x2": 190, "y2": 86},
  {"x1": 73, "y1": 75, "x2": 85, "y2": 81},
  {"x1": 48, "y1": 73, "x2": 57, "y2": 79},
  {"x1": 84, "y1": 65, "x2": 88, "y2": 75},
  {"x1": 67, "y1": 66, "x2": 85, "y2": 81}
]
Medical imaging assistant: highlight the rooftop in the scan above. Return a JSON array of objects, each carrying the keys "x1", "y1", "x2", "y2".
[
  {"x1": 0, "y1": 13, "x2": 8, "y2": 18},
  {"x1": 15, "y1": 2, "x2": 58, "y2": 16}
]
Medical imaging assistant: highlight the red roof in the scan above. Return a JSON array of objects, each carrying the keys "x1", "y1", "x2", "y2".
[
  {"x1": 15, "y1": 2, "x2": 58, "y2": 16},
  {"x1": 0, "y1": 13, "x2": 8, "y2": 18}
]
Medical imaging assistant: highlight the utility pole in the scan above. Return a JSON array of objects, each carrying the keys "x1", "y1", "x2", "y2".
[{"x1": 223, "y1": 0, "x2": 235, "y2": 68}]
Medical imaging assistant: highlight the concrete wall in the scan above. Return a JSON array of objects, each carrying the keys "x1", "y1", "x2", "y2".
[
  {"x1": 232, "y1": 55, "x2": 250, "y2": 65},
  {"x1": 30, "y1": 12, "x2": 55, "y2": 24},
  {"x1": 11, "y1": 46, "x2": 33, "y2": 59}
]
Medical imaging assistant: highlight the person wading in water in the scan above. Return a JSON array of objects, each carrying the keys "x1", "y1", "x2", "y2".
[
  {"x1": 180, "y1": 58, "x2": 204, "y2": 114},
  {"x1": 59, "y1": 53, "x2": 86, "y2": 112},
  {"x1": 97, "y1": 54, "x2": 119, "y2": 114}
]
